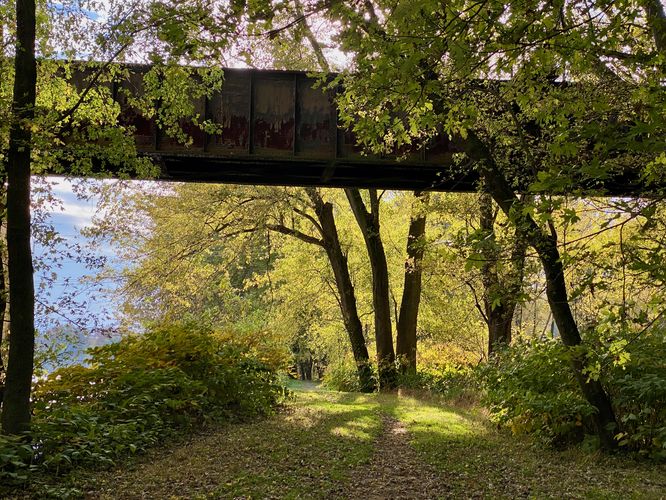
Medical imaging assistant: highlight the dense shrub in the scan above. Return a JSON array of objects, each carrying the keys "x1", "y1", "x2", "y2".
[
  {"x1": 397, "y1": 364, "x2": 478, "y2": 402},
  {"x1": 479, "y1": 339, "x2": 595, "y2": 446},
  {"x1": 0, "y1": 322, "x2": 286, "y2": 485},
  {"x1": 604, "y1": 328, "x2": 666, "y2": 458},
  {"x1": 481, "y1": 330, "x2": 666, "y2": 457},
  {"x1": 322, "y1": 356, "x2": 370, "y2": 392}
]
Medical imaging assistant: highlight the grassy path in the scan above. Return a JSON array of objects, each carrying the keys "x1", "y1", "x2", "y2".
[{"x1": 63, "y1": 383, "x2": 666, "y2": 499}]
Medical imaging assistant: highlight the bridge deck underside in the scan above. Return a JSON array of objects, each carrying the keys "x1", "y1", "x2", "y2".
[
  {"x1": 68, "y1": 65, "x2": 654, "y2": 195},
  {"x1": 155, "y1": 155, "x2": 478, "y2": 191}
]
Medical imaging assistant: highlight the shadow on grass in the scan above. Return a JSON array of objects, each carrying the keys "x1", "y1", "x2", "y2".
[{"x1": 373, "y1": 390, "x2": 666, "y2": 500}]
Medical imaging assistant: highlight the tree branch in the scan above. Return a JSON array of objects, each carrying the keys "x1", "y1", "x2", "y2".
[
  {"x1": 293, "y1": 206, "x2": 324, "y2": 235},
  {"x1": 266, "y1": 224, "x2": 324, "y2": 246}
]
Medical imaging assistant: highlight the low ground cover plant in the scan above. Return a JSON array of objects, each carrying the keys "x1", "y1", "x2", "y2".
[{"x1": 0, "y1": 322, "x2": 286, "y2": 486}]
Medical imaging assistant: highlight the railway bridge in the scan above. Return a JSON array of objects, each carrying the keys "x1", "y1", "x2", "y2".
[{"x1": 69, "y1": 65, "x2": 653, "y2": 194}]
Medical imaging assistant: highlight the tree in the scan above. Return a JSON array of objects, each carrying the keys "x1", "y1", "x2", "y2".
[
  {"x1": 2, "y1": 0, "x2": 37, "y2": 435},
  {"x1": 89, "y1": 182, "x2": 377, "y2": 391},
  {"x1": 346, "y1": 188, "x2": 397, "y2": 389},
  {"x1": 396, "y1": 191, "x2": 429, "y2": 373},
  {"x1": 464, "y1": 134, "x2": 619, "y2": 450},
  {"x1": 477, "y1": 193, "x2": 527, "y2": 356},
  {"x1": 326, "y1": 0, "x2": 665, "y2": 449},
  {"x1": 0, "y1": 0, "x2": 269, "y2": 432},
  {"x1": 305, "y1": 188, "x2": 375, "y2": 391}
]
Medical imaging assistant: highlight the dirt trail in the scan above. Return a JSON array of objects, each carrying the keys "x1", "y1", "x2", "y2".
[
  {"x1": 340, "y1": 415, "x2": 449, "y2": 499},
  {"x1": 34, "y1": 388, "x2": 665, "y2": 500}
]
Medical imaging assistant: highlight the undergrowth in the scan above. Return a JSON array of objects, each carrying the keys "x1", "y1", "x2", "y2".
[{"x1": 0, "y1": 322, "x2": 286, "y2": 492}]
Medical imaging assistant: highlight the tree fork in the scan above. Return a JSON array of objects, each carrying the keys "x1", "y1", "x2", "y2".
[
  {"x1": 480, "y1": 193, "x2": 527, "y2": 356},
  {"x1": 345, "y1": 188, "x2": 397, "y2": 390},
  {"x1": 306, "y1": 189, "x2": 375, "y2": 392}
]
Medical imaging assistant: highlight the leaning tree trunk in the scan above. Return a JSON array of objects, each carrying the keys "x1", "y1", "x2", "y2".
[
  {"x1": 307, "y1": 189, "x2": 375, "y2": 392},
  {"x1": 463, "y1": 132, "x2": 618, "y2": 451},
  {"x1": 396, "y1": 191, "x2": 429, "y2": 374},
  {"x1": 346, "y1": 188, "x2": 397, "y2": 390},
  {"x1": 2, "y1": 0, "x2": 37, "y2": 435}
]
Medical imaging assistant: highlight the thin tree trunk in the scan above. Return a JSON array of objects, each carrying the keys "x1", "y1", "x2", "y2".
[
  {"x1": 462, "y1": 131, "x2": 618, "y2": 451},
  {"x1": 306, "y1": 189, "x2": 375, "y2": 392},
  {"x1": 2, "y1": 0, "x2": 37, "y2": 435},
  {"x1": 345, "y1": 188, "x2": 396, "y2": 390},
  {"x1": 479, "y1": 192, "x2": 504, "y2": 354},
  {"x1": 396, "y1": 191, "x2": 429, "y2": 374}
]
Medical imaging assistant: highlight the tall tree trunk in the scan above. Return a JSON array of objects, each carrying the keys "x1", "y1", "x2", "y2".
[
  {"x1": 479, "y1": 192, "x2": 510, "y2": 354},
  {"x1": 396, "y1": 191, "x2": 429, "y2": 374},
  {"x1": 306, "y1": 189, "x2": 375, "y2": 392},
  {"x1": 0, "y1": 206, "x2": 7, "y2": 407},
  {"x1": 462, "y1": 132, "x2": 618, "y2": 451},
  {"x1": 1, "y1": 0, "x2": 37, "y2": 435},
  {"x1": 345, "y1": 188, "x2": 396, "y2": 390},
  {"x1": 479, "y1": 193, "x2": 527, "y2": 356}
]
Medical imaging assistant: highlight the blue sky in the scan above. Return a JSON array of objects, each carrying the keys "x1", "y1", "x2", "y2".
[{"x1": 34, "y1": 176, "x2": 120, "y2": 335}]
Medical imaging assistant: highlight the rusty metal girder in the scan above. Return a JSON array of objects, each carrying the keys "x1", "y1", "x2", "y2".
[
  {"x1": 67, "y1": 65, "x2": 476, "y2": 191},
  {"x1": 66, "y1": 65, "x2": 654, "y2": 194}
]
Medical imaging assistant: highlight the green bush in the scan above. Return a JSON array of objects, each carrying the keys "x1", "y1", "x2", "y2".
[
  {"x1": 480, "y1": 330, "x2": 666, "y2": 457},
  {"x1": 0, "y1": 434, "x2": 34, "y2": 484},
  {"x1": 402, "y1": 364, "x2": 477, "y2": 401},
  {"x1": 322, "y1": 356, "x2": 371, "y2": 392},
  {"x1": 0, "y1": 322, "x2": 286, "y2": 485},
  {"x1": 604, "y1": 328, "x2": 666, "y2": 458},
  {"x1": 479, "y1": 339, "x2": 595, "y2": 446}
]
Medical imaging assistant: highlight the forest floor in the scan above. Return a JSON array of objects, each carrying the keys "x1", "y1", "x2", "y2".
[{"x1": 31, "y1": 382, "x2": 666, "y2": 499}]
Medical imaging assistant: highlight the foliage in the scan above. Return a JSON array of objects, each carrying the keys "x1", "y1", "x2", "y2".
[
  {"x1": 479, "y1": 339, "x2": 594, "y2": 446},
  {"x1": 322, "y1": 355, "x2": 372, "y2": 392},
  {"x1": 398, "y1": 364, "x2": 478, "y2": 404},
  {"x1": 0, "y1": 322, "x2": 286, "y2": 485},
  {"x1": 0, "y1": 434, "x2": 34, "y2": 484},
  {"x1": 63, "y1": 387, "x2": 384, "y2": 498},
  {"x1": 322, "y1": 347, "x2": 478, "y2": 401},
  {"x1": 600, "y1": 325, "x2": 666, "y2": 458},
  {"x1": 482, "y1": 329, "x2": 666, "y2": 457},
  {"x1": 63, "y1": 386, "x2": 666, "y2": 499}
]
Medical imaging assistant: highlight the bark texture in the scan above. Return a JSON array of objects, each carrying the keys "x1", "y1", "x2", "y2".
[
  {"x1": 0, "y1": 212, "x2": 7, "y2": 407},
  {"x1": 345, "y1": 188, "x2": 396, "y2": 389},
  {"x1": 641, "y1": 0, "x2": 666, "y2": 53},
  {"x1": 2, "y1": 0, "x2": 37, "y2": 435},
  {"x1": 462, "y1": 132, "x2": 618, "y2": 451},
  {"x1": 396, "y1": 191, "x2": 429, "y2": 374}
]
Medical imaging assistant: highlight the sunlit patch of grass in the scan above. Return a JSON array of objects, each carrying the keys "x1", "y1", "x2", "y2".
[
  {"x1": 66, "y1": 382, "x2": 384, "y2": 499},
  {"x1": 207, "y1": 388, "x2": 383, "y2": 497},
  {"x1": 393, "y1": 398, "x2": 478, "y2": 438},
  {"x1": 386, "y1": 391, "x2": 666, "y2": 499},
  {"x1": 331, "y1": 414, "x2": 377, "y2": 440},
  {"x1": 41, "y1": 382, "x2": 666, "y2": 500}
]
